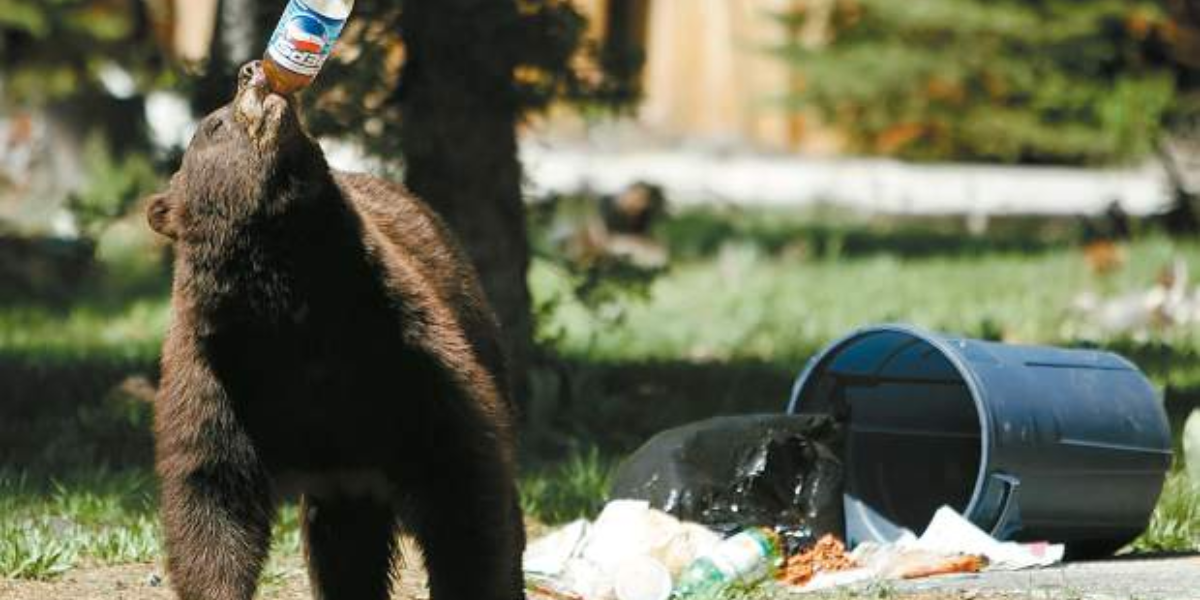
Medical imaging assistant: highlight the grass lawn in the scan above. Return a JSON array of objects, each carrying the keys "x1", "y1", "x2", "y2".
[{"x1": 0, "y1": 208, "x2": 1197, "y2": 586}]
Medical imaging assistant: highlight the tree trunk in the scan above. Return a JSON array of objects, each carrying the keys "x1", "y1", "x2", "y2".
[
  {"x1": 193, "y1": 0, "x2": 272, "y2": 114},
  {"x1": 398, "y1": 0, "x2": 534, "y2": 413},
  {"x1": 1158, "y1": 140, "x2": 1200, "y2": 234}
]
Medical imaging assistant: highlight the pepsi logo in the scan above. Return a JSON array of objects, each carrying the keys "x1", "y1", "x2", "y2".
[{"x1": 285, "y1": 15, "x2": 328, "y2": 54}]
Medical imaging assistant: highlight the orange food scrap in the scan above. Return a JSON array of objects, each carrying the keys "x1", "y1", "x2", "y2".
[
  {"x1": 897, "y1": 554, "x2": 986, "y2": 580},
  {"x1": 778, "y1": 534, "x2": 856, "y2": 587}
]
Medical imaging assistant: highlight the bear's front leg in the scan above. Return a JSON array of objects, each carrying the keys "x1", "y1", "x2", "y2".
[
  {"x1": 301, "y1": 494, "x2": 398, "y2": 600},
  {"x1": 159, "y1": 460, "x2": 274, "y2": 600},
  {"x1": 154, "y1": 336, "x2": 275, "y2": 600},
  {"x1": 407, "y1": 434, "x2": 526, "y2": 600}
]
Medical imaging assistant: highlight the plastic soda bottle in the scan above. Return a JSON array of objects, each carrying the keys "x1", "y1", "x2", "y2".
[
  {"x1": 672, "y1": 528, "x2": 783, "y2": 599},
  {"x1": 263, "y1": 0, "x2": 354, "y2": 94}
]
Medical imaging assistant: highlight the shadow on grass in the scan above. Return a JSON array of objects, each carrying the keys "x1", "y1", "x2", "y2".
[
  {"x1": 0, "y1": 344, "x2": 800, "y2": 528},
  {"x1": 0, "y1": 228, "x2": 172, "y2": 318},
  {"x1": 4, "y1": 341, "x2": 1196, "y2": 472},
  {"x1": 525, "y1": 356, "x2": 800, "y2": 460},
  {"x1": 0, "y1": 351, "x2": 158, "y2": 473},
  {"x1": 0, "y1": 344, "x2": 798, "y2": 474},
  {"x1": 1, "y1": 344, "x2": 1196, "y2": 533}
]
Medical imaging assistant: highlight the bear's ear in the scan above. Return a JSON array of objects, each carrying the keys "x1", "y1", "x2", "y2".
[{"x1": 146, "y1": 192, "x2": 177, "y2": 240}]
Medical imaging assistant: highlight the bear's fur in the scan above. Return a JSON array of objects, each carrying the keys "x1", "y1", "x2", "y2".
[{"x1": 147, "y1": 61, "x2": 525, "y2": 600}]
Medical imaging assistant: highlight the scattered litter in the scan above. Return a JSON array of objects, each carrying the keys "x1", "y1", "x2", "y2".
[
  {"x1": 525, "y1": 519, "x2": 590, "y2": 578},
  {"x1": 524, "y1": 500, "x2": 720, "y2": 600},
  {"x1": 910, "y1": 507, "x2": 1063, "y2": 571},
  {"x1": 613, "y1": 556, "x2": 673, "y2": 600},
  {"x1": 674, "y1": 527, "x2": 783, "y2": 598},
  {"x1": 536, "y1": 183, "x2": 670, "y2": 270},
  {"x1": 529, "y1": 406, "x2": 1076, "y2": 599},
  {"x1": 784, "y1": 507, "x2": 1063, "y2": 594},
  {"x1": 526, "y1": 503, "x2": 1065, "y2": 598},
  {"x1": 1071, "y1": 258, "x2": 1200, "y2": 339},
  {"x1": 895, "y1": 553, "x2": 986, "y2": 580},
  {"x1": 1082, "y1": 239, "x2": 1126, "y2": 275},
  {"x1": 849, "y1": 543, "x2": 983, "y2": 582},
  {"x1": 777, "y1": 534, "x2": 855, "y2": 588},
  {"x1": 528, "y1": 579, "x2": 585, "y2": 600}
]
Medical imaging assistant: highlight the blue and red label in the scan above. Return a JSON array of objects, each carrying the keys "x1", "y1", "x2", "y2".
[{"x1": 267, "y1": 0, "x2": 347, "y2": 77}]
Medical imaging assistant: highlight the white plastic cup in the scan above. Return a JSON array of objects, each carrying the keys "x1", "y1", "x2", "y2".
[{"x1": 614, "y1": 556, "x2": 673, "y2": 600}]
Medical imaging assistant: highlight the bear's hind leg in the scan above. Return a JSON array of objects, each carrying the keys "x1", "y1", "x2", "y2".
[
  {"x1": 302, "y1": 494, "x2": 398, "y2": 600},
  {"x1": 408, "y1": 458, "x2": 526, "y2": 600}
]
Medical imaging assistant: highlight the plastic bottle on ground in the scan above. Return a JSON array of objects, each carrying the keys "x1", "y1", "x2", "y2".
[
  {"x1": 672, "y1": 527, "x2": 783, "y2": 598},
  {"x1": 263, "y1": 0, "x2": 354, "y2": 94}
]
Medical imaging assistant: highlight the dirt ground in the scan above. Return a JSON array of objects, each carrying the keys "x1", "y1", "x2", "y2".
[
  {"x1": 0, "y1": 559, "x2": 430, "y2": 600},
  {"x1": 0, "y1": 538, "x2": 432, "y2": 600}
]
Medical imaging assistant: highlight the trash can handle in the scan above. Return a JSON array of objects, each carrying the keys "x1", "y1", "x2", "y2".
[{"x1": 988, "y1": 473, "x2": 1022, "y2": 539}]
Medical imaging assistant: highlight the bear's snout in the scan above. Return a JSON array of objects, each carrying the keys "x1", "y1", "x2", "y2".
[
  {"x1": 234, "y1": 61, "x2": 289, "y2": 150},
  {"x1": 240, "y1": 60, "x2": 268, "y2": 91}
]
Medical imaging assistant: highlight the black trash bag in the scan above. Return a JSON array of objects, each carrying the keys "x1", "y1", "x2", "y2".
[{"x1": 610, "y1": 414, "x2": 844, "y2": 553}]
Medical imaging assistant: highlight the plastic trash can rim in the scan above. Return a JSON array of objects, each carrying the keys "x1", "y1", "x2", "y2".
[{"x1": 786, "y1": 323, "x2": 994, "y2": 530}]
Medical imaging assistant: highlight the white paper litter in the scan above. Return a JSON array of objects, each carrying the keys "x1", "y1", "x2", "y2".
[
  {"x1": 1070, "y1": 258, "x2": 1200, "y2": 339},
  {"x1": 787, "y1": 506, "x2": 1064, "y2": 594},
  {"x1": 524, "y1": 500, "x2": 721, "y2": 600},
  {"x1": 912, "y1": 506, "x2": 1064, "y2": 570},
  {"x1": 525, "y1": 519, "x2": 590, "y2": 577}
]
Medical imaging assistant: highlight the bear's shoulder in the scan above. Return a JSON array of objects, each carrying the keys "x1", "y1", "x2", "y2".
[
  {"x1": 332, "y1": 171, "x2": 461, "y2": 273},
  {"x1": 332, "y1": 171, "x2": 507, "y2": 396}
]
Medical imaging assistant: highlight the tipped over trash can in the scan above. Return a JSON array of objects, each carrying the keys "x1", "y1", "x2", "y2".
[{"x1": 788, "y1": 324, "x2": 1172, "y2": 556}]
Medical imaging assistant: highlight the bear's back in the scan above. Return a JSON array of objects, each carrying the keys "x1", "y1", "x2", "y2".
[{"x1": 334, "y1": 172, "x2": 509, "y2": 399}]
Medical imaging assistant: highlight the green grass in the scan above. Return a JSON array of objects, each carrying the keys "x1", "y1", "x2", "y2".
[
  {"x1": 537, "y1": 230, "x2": 1200, "y2": 368},
  {"x1": 1133, "y1": 470, "x2": 1200, "y2": 553},
  {"x1": 0, "y1": 452, "x2": 610, "y2": 580},
  {"x1": 0, "y1": 470, "x2": 158, "y2": 579},
  {"x1": 1, "y1": 208, "x2": 1198, "y2": 583},
  {"x1": 520, "y1": 448, "x2": 615, "y2": 524},
  {"x1": 0, "y1": 298, "x2": 167, "y2": 362},
  {"x1": 0, "y1": 470, "x2": 304, "y2": 583}
]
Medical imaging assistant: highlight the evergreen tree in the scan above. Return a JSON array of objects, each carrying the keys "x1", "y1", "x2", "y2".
[
  {"x1": 779, "y1": 0, "x2": 1198, "y2": 165},
  {"x1": 0, "y1": 1, "x2": 163, "y2": 105},
  {"x1": 1, "y1": 1, "x2": 167, "y2": 233}
]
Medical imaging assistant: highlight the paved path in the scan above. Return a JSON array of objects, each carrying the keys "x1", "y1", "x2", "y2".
[{"x1": 889, "y1": 555, "x2": 1200, "y2": 599}]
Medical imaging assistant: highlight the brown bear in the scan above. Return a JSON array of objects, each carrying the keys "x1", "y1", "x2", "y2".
[{"x1": 146, "y1": 60, "x2": 525, "y2": 600}]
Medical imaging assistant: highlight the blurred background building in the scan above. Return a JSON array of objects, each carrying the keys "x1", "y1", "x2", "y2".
[
  {"x1": 6, "y1": 0, "x2": 1200, "y2": 231},
  {"x1": 569, "y1": 0, "x2": 818, "y2": 152}
]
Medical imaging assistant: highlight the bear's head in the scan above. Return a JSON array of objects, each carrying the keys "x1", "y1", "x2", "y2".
[{"x1": 147, "y1": 60, "x2": 324, "y2": 243}]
